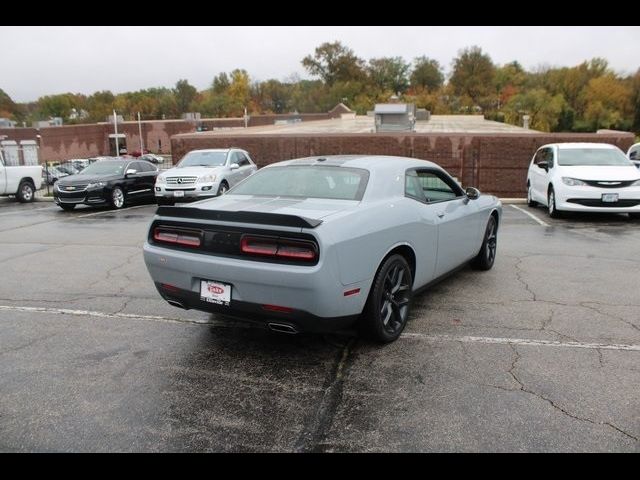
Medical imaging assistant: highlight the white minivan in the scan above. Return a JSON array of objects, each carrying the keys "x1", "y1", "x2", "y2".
[
  {"x1": 155, "y1": 148, "x2": 257, "y2": 205},
  {"x1": 526, "y1": 143, "x2": 640, "y2": 219}
]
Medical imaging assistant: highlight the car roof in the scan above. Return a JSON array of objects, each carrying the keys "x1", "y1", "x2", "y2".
[
  {"x1": 270, "y1": 155, "x2": 442, "y2": 171},
  {"x1": 187, "y1": 148, "x2": 242, "y2": 153},
  {"x1": 540, "y1": 142, "x2": 619, "y2": 150}
]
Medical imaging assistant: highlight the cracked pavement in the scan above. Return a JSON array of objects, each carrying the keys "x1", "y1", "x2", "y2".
[{"x1": 0, "y1": 199, "x2": 638, "y2": 452}]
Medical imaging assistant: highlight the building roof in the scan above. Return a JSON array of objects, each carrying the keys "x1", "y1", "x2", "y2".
[{"x1": 374, "y1": 104, "x2": 410, "y2": 114}]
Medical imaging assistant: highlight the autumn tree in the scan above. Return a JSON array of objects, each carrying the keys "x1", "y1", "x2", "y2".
[
  {"x1": 302, "y1": 41, "x2": 366, "y2": 86},
  {"x1": 450, "y1": 46, "x2": 496, "y2": 111},
  {"x1": 410, "y1": 57, "x2": 444, "y2": 92},
  {"x1": 173, "y1": 79, "x2": 197, "y2": 115},
  {"x1": 367, "y1": 57, "x2": 410, "y2": 94}
]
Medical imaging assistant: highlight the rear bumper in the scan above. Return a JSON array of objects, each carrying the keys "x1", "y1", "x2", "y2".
[
  {"x1": 143, "y1": 242, "x2": 370, "y2": 329},
  {"x1": 154, "y1": 282, "x2": 358, "y2": 333}
]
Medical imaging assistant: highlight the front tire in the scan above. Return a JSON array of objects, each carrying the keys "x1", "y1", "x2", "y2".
[
  {"x1": 17, "y1": 181, "x2": 35, "y2": 203},
  {"x1": 527, "y1": 183, "x2": 537, "y2": 207},
  {"x1": 470, "y1": 215, "x2": 498, "y2": 270},
  {"x1": 217, "y1": 181, "x2": 229, "y2": 196},
  {"x1": 629, "y1": 213, "x2": 640, "y2": 220},
  {"x1": 547, "y1": 187, "x2": 561, "y2": 218},
  {"x1": 110, "y1": 187, "x2": 125, "y2": 209},
  {"x1": 360, "y1": 254, "x2": 413, "y2": 344}
]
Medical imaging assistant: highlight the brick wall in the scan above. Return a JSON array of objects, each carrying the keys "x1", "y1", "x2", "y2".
[{"x1": 170, "y1": 132, "x2": 635, "y2": 197}]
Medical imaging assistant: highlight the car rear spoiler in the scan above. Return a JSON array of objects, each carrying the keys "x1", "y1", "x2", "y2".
[{"x1": 155, "y1": 206, "x2": 323, "y2": 229}]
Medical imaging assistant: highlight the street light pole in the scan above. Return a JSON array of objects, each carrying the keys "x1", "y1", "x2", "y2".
[
  {"x1": 113, "y1": 109, "x2": 119, "y2": 157},
  {"x1": 138, "y1": 112, "x2": 144, "y2": 154}
]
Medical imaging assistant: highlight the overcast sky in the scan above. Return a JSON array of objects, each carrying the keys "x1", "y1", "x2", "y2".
[{"x1": 1, "y1": 26, "x2": 639, "y2": 102}]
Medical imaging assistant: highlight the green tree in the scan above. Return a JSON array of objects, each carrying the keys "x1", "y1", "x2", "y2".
[
  {"x1": 173, "y1": 79, "x2": 197, "y2": 115},
  {"x1": 227, "y1": 69, "x2": 251, "y2": 115},
  {"x1": 450, "y1": 46, "x2": 496, "y2": 111},
  {"x1": 583, "y1": 74, "x2": 632, "y2": 129},
  {"x1": 212, "y1": 73, "x2": 230, "y2": 94},
  {"x1": 367, "y1": 57, "x2": 410, "y2": 94},
  {"x1": 302, "y1": 41, "x2": 366, "y2": 86},
  {"x1": 410, "y1": 56, "x2": 444, "y2": 92}
]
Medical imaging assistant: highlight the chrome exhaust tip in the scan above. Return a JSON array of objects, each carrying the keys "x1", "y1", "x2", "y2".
[
  {"x1": 267, "y1": 323, "x2": 298, "y2": 334},
  {"x1": 167, "y1": 299, "x2": 186, "y2": 309}
]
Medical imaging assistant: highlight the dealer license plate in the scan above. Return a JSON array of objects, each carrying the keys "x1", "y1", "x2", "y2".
[
  {"x1": 172, "y1": 190, "x2": 184, "y2": 197},
  {"x1": 200, "y1": 280, "x2": 231, "y2": 305},
  {"x1": 601, "y1": 193, "x2": 618, "y2": 203}
]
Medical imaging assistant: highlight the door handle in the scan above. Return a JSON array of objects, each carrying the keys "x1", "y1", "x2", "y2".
[{"x1": 437, "y1": 212, "x2": 445, "y2": 218}]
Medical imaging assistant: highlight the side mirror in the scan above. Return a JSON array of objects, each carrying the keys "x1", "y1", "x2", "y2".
[
  {"x1": 465, "y1": 187, "x2": 480, "y2": 200},
  {"x1": 229, "y1": 163, "x2": 240, "y2": 170},
  {"x1": 125, "y1": 168, "x2": 137, "y2": 176},
  {"x1": 537, "y1": 161, "x2": 548, "y2": 171}
]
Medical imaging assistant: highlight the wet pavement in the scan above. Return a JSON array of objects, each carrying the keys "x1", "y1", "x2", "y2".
[{"x1": 0, "y1": 198, "x2": 638, "y2": 452}]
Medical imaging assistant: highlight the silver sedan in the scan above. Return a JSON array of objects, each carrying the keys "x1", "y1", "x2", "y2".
[{"x1": 143, "y1": 155, "x2": 502, "y2": 343}]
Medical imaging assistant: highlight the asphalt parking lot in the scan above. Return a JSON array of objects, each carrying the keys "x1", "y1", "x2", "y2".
[{"x1": 0, "y1": 198, "x2": 638, "y2": 452}]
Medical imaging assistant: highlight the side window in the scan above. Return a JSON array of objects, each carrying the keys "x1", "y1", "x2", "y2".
[
  {"x1": 228, "y1": 151, "x2": 239, "y2": 166},
  {"x1": 545, "y1": 148, "x2": 555, "y2": 168},
  {"x1": 417, "y1": 171, "x2": 459, "y2": 202},
  {"x1": 236, "y1": 152, "x2": 249, "y2": 167},
  {"x1": 533, "y1": 149, "x2": 545, "y2": 165},
  {"x1": 244, "y1": 152, "x2": 255, "y2": 166},
  {"x1": 405, "y1": 170, "x2": 425, "y2": 201}
]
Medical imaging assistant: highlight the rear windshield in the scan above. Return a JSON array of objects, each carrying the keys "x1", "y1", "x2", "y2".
[
  {"x1": 558, "y1": 148, "x2": 632, "y2": 166},
  {"x1": 230, "y1": 165, "x2": 369, "y2": 201}
]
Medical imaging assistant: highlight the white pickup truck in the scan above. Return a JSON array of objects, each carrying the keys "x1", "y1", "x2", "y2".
[{"x1": 0, "y1": 151, "x2": 43, "y2": 202}]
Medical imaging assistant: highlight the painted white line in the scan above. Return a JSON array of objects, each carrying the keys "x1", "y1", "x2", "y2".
[
  {"x1": 1, "y1": 304, "x2": 638, "y2": 352},
  {"x1": 0, "y1": 304, "x2": 212, "y2": 326},
  {"x1": 510, "y1": 204, "x2": 550, "y2": 227},
  {"x1": 76, "y1": 204, "x2": 154, "y2": 218},
  {"x1": 401, "y1": 333, "x2": 640, "y2": 352},
  {"x1": 0, "y1": 206, "x2": 55, "y2": 217}
]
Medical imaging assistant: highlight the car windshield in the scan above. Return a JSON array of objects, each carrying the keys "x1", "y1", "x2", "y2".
[
  {"x1": 558, "y1": 148, "x2": 632, "y2": 166},
  {"x1": 230, "y1": 165, "x2": 369, "y2": 201},
  {"x1": 79, "y1": 161, "x2": 125, "y2": 176},
  {"x1": 178, "y1": 151, "x2": 227, "y2": 167}
]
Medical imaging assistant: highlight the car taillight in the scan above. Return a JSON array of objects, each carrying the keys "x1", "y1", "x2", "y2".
[
  {"x1": 240, "y1": 235, "x2": 317, "y2": 262},
  {"x1": 153, "y1": 227, "x2": 202, "y2": 248}
]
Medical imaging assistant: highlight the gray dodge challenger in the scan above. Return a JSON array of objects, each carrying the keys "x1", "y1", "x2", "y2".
[{"x1": 143, "y1": 155, "x2": 502, "y2": 343}]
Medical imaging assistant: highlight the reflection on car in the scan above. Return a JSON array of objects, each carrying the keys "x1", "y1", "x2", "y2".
[
  {"x1": 143, "y1": 155, "x2": 502, "y2": 343},
  {"x1": 526, "y1": 142, "x2": 640, "y2": 219},
  {"x1": 54, "y1": 159, "x2": 158, "y2": 211}
]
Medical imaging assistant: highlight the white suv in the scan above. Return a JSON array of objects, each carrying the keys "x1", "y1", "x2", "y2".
[
  {"x1": 155, "y1": 148, "x2": 257, "y2": 205},
  {"x1": 526, "y1": 142, "x2": 640, "y2": 219}
]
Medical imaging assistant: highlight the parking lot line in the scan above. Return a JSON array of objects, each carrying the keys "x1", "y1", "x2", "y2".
[
  {"x1": 510, "y1": 204, "x2": 550, "y2": 227},
  {"x1": 401, "y1": 333, "x2": 640, "y2": 352},
  {"x1": 76, "y1": 204, "x2": 155, "y2": 218},
  {"x1": 2, "y1": 304, "x2": 638, "y2": 352}
]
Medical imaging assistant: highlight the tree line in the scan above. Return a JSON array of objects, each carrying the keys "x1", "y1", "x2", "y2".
[{"x1": 1, "y1": 42, "x2": 639, "y2": 133}]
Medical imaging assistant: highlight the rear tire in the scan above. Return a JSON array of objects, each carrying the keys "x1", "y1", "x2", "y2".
[
  {"x1": 470, "y1": 215, "x2": 498, "y2": 270},
  {"x1": 360, "y1": 254, "x2": 413, "y2": 344},
  {"x1": 17, "y1": 181, "x2": 35, "y2": 203}
]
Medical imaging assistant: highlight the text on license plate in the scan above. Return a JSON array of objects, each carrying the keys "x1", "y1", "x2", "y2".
[
  {"x1": 200, "y1": 280, "x2": 231, "y2": 305},
  {"x1": 602, "y1": 193, "x2": 618, "y2": 203},
  {"x1": 173, "y1": 190, "x2": 184, "y2": 197}
]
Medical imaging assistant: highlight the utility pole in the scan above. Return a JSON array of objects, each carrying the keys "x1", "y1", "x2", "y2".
[{"x1": 137, "y1": 112, "x2": 144, "y2": 154}]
